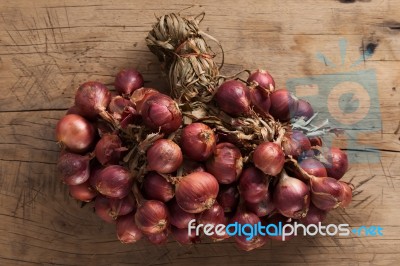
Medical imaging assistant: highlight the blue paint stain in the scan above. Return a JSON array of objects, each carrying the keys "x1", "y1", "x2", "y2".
[
  {"x1": 339, "y1": 38, "x2": 347, "y2": 66},
  {"x1": 339, "y1": 93, "x2": 360, "y2": 114},
  {"x1": 316, "y1": 51, "x2": 336, "y2": 67},
  {"x1": 316, "y1": 39, "x2": 377, "y2": 68},
  {"x1": 351, "y1": 42, "x2": 378, "y2": 67}
]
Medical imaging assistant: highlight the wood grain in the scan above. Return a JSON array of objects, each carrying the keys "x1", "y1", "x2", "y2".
[{"x1": 0, "y1": 0, "x2": 399, "y2": 265}]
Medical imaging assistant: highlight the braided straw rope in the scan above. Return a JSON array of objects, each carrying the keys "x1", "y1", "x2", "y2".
[{"x1": 146, "y1": 12, "x2": 223, "y2": 103}]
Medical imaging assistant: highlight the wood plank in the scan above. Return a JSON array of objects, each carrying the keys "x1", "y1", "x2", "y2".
[{"x1": 0, "y1": 0, "x2": 399, "y2": 265}]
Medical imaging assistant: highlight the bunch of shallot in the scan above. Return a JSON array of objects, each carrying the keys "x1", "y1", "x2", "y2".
[{"x1": 55, "y1": 12, "x2": 353, "y2": 251}]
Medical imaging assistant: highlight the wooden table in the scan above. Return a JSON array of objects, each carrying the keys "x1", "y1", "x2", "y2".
[{"x1": 1, "y1": 0, "x2": 399, "y2": 265}]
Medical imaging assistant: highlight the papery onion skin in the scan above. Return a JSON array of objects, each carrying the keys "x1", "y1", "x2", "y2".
[
  {"x1": 135, "y1": 200, "x2": 168, "y2": 235},
  {"x1": 94, "y1": 133, "x2": 124, "y2": 165},
  {"x1": 94, "y1": 165, "x2": 133, "y2": 199},
  {"x1": 57, "y1": 152, "x2": 91, "y2": 185},
  {"x1": 273, "y1": 171, "x2": 310, "y2": 219},
  {"x1": 114, "y1": 69, "x2": 144, "y2": 95},
  {"x1": 146, "y1": 139, "x2": 183, "y2": 174},
  {"x1": 75, "y1": 81, "x2": 111, "y2": 119},
  {"x1": 309, "y1": 136, "x2": 323, "y2": 147},
  {"x1": 205, "y1": 142, "x2": 243, "y2": 184},
  {"x1": 247, "y1": 69, "x2": 275, "y2": 90},
  {"x1": 108, "y1": 96, "x2": 135, "y2": 120},
  {"x1": 56, "y1": 114, "x2": 95, "y2": 153},
  {"x1": 140, "y1": 93, "x2": 182, "y2": 134},
  {"x1": 131, "y1": 87, "x2": 160, "y2": 112},
  {"x1": 68, "y1": 180, "x2": 97, "y2": 202},
  {"x1": 168, "y1": 199, "x2": 196, "y2": 229},
  {"x1": 269, "y1": 89, "x2": 298, "y2": 122},
  {"x1": 310, "y1": 176, "x2": 343, "y2": 211},
  {"x1": 116, "y1": 214, "x2": 143, "y2": 244},
  {"x1": 181, "y1": 123, "x2": 216, "y2": 161},
  {"x1": 339, "y1": 182, "x2": 353, "y2": 208},
  {"x1": 323, "y1": 147, "x2": 349, "y2": 180},
  {"x1": 215, "y1": 80, "x2": 251, "y2": 117},
  {"x1": 175, "y1": 172, "x2": 219, "y2": 213},
  {"x1": 142, "y1": 172, "x2": 174, "y2": 202},
  {"x1": 238, "y1": 166, "x2": 269, "y2": 204},
  {"x1": 253, "y1": 142, "x2": 285, "y2": 176}
]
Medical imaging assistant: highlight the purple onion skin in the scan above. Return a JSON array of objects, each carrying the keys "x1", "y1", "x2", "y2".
[
  {"x1": 294, "y1": 99, "x2": 314, "y2": 120},
  {"x1": 175, "y1": 172, "x2": 219, "y2": 214},
  {"x1": 180, "y1": 123, "x2": 216, "y2": 161},
  {"x1": 94, "y1": 133, "x2": 124, "y2": 165},
  {"x1": 273, "y1": 171, "x2": 310, "y2": 219},
  {"x1": 245, "y1": 192, "x2": 275, "y2": 217},
  {"x1": 94, "y1": 194, "x2": 136, "y2": 222},
  {"x1": 94, "y1": 165, "x2": 133, "y2": 199},
  {"x1": 74, "y1": 81, "x2": 111, "y2": 119},
  {"x1": 147, "y1": 230, "x2": 169, "y2": 245},
  {"x1": 146, "y1": 139, "x2": 183, "y2": 174},
  {"x1": 299, "y1": 204, "x2": 327, "y2": 225},
  {"x1": 262, "y1": 214, "x2": 295, "y2": 241},
  {"x1": 247, "y1": 69, "x2": 275, "y2": 90},
  {"x1": 68, "y1": 181, "x2": 98, "y2": 202},
  {"x1": 282, "y1": 134, "x2": 302, "y2": 158},
  {"x1": 249, "y1": 86, "x2": 271, "y2": 117},
  {"x1": 168, "y1": 199, "x2": 196, "y2": 229},
  {"x1": 116, "y1": 214, "x2": 143, "y2": 244},
  {"x1": 253, "y1": 142, "x2": 285, "y2": 176},
  {"x1": 142, "y1": 172, "x2": 174, "y2": 202},
  {"x1": 140, "y1": 94, "x2": 182, "y2": 134},
  {"x1": 269, "y1": 89, "x2": 298, "y2": 122},
  {"x1": 323, "y1": 147, "x2": 349, "y2": 180},
  {"x1": 310, "y1": 176, "x2": 343, "y2": 211},
  {"x1": 171, "y1": 226, "x2": 200, "y2": 244},
  {"x1": 291, "y1": 130, "x2": 311, "y2": 152},
  {"x1": 114, "y1": 69, "x2": 144, "y2": 95},
  {"x1": 215, "y1": 80, "x2": 251, "y2": 117},
  {"x1": 217, "y1": 185, "x2": 240, "y2": 213},
  {"x1": 57, "y1": 153, "x2": 91, "y2": 185},
  {"x1": 299, "y1": 158, "x2": 327, "y2": 177},
  {"x1": 205, "y1": 142, "x2": 243, "y2": 185},
  {"x1": 230, "y1": 211, "x2": 267, "y2": 251},
  {"x1": 56, "y1": 114, "x2": 96, "y2": 153},
  {"x1": 135, "y1": 200, "x2": 168, "y2": 235},
  {"x1": 238, "y1": 166, "x2": 269, "y2": 204}
]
